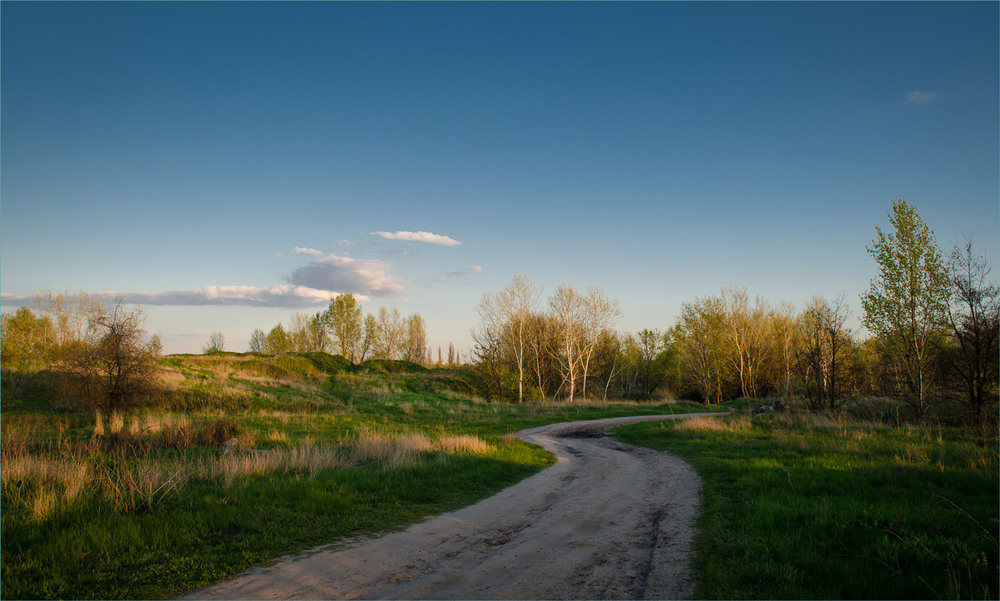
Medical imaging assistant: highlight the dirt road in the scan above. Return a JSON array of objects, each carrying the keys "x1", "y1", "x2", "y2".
[{"x1": 183, "y1": 414, "x2": 705, "y2": 600}]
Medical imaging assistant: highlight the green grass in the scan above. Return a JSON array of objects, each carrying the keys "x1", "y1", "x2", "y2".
[
  {"x1": 615, "y1": 409, "x2": 999, "y2": 600},
  {"x1": 1, "y1": 353, "x2": 713, "y2": 599}
]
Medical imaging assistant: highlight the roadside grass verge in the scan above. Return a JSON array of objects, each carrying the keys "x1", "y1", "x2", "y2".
[
  {"x1": 615, "y1": 408, "x2": 999, "y2": 600},
  {"x1": 2, "y1": 353, "x2": 717, "y2": 599}
]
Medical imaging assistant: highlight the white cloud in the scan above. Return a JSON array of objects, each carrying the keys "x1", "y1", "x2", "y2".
[
  {"x1": 0, "y1": 247, "x2": 413, "y2": 311},
  {"x1": 469, "y1": 265, "x2": 483, "y2": 272},
  {"x1": 288, "y1": 253, "x2": 407, "y2": 297},
  {"x1": 0, "y1": 286, "x2": 365, "y2": 309},
  {"x1": 105, "y1": 285, "x2": 364, "y2": 308},
  {"x1": 372, "y1": 230, "x2": 462, "y2": 246},
  {"x1": 904, "y1": 90, "x2": 938, "y2": 104},
  {"x1": 293, "y1": 246, "x2": 325, "y2": 258}
]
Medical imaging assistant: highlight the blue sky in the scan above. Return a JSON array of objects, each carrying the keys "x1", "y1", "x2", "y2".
[{"x1": 2, "y1": 1, "x2": 998, "y2": 356}]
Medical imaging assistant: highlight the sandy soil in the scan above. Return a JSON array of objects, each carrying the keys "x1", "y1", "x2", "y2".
[{"x1": 182, "y1": 414, "x2": 705, "y2": 600}]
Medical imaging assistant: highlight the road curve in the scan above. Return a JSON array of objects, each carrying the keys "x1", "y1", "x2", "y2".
[{"x1": 183, "y1": 413, "x2": 705, "y2": 600}]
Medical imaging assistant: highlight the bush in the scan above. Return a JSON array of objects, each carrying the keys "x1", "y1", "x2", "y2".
[{"x1": 196, "y1": 419, "x2": 242, "y2": 447}]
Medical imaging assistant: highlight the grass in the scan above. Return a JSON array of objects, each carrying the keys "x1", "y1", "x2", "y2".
[
  {"x1": 615, "y1": 405, "x2": 999, "y2": 600},
  {"x1": 1, "y1": 353, "x2": 713, "y2": 599}
]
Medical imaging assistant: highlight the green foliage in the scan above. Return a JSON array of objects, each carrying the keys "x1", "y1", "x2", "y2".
[
  {"x1": 0, "y1": 308, "x2": 57, "y2": 368},
  {"x1": 617, "y1": 412, "x2": 999, "y2": 600},
  {"x1": 358, "y1": 358, "x2": 429, "y2": 375},
  {"x1": 320, "y1": 293, "x2": 363, "y2": 361},
  {"x1": 862, "y1": 198, "x2": 951, "y2": 422}
]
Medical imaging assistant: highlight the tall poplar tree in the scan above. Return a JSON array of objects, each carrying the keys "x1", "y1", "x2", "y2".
[{"x1": 861, "y1": 198, "x2": 950, "y2": 424}]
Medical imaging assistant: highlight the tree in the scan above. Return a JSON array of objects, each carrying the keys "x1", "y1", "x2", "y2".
[
  {"x1": 248, "y1": 328, "x2": 266, "y2": 353},
  {"x1": 360, "y1": 314, "x2": 379, "y2": 361},
  {"x1": 549, "y1": 283, "x2": 586, "y2": 402},
  {"x1": 32, "y1": 290, "x2": 106, "y2": 356},
  {"x1": 403, "y1": 314, "x2": 428, "y2": 364},
  {"x1": 944, "y1": 239, "x2": 1000, "y2": 426},
  {"x1": 769, "y1": 301, "x2": 798, "y2": 400},
  {"x1": 798, "y1": 296, "x2": 853, "y2": 411},
  {"x1": 722, "y1": 287, "x2": 770, "y2": 399},
  {"x1": 203, "y1": 332, "x2": 226, "y2": 354},
  {"x1": 861, "y1": 198, "x2": 950, "y2": 423},
  {"x1": 375, "y1": 307, "x2": 405, "y2": 360},
  {"x1": 579, "y1": 286, "x2": 622, "y2": 398},
  {"x1": 264, "y1": 324, "x2": 292, "y2": 354},
  {"x1": 1, "y1": 307, "x2": 56, "y2": 367},
  {"x1": 322, "y1": 294, "x2": 363, "y2": 362},
  {"x1": 633, "y1": 328, "x2": 674, "y2": 399},
  {"x1": 63, "y1": 301, "x2": 160, "y2": 417},
  {"x1": 476, "y1": 274, "x2": 542, "y2": 402},
  {"x1": 677, "y1": 295, "x2": 732, "y2": 403}
]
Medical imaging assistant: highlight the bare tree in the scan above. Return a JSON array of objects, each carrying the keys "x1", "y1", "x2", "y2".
[
  {"x1": 63, "y1": 301, "x2": 160, "y2": 418},
  {"x1": 248, "y1": 328, "x2": 266, "y2": 353},
  {"x1": 203, "y1": 332, "x2": 226, "y2": 354},
  {"x1": 549, "y1": 283, "x2": 586, "y2": 402},
  {"x1": 798, "y1": 295, "x2": 853, "y2": 411},
  {"x1": 722, "y1": 287, "x2": 771, "y2": 399},
  {"x1": 944, "y1": 239, "x2": 1000, "y2": 426},
  {"x1": 579, "y1": 286, "x2": 622, "y2": 398},
  {"x1": 770, "y1": 301, "x2": 798, "y2": 400},
  {"x1": 477, "y1": 274, "x2": 542, "y2": 402},
  {"x1": 375, "y1": 307, "x2": 405, "y2": 360}
]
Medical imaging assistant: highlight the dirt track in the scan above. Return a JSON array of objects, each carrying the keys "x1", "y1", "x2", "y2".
[{"x1": 183, "y1": 414, "x2": 705, "y2": 600}]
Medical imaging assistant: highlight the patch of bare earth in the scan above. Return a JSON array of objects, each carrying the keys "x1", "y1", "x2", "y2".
[{"x1": 182, "y1": 414, "x2": 706, "y2": 600}]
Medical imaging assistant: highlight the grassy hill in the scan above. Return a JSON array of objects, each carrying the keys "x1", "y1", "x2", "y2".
[{"x1": 1, "y1": 352, "x2": 706, "y2": 599}]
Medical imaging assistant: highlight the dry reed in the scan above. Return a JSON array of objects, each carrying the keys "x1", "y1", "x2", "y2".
[{"x1": 436, "y1": 434, "x2": 491, "y2": 455}]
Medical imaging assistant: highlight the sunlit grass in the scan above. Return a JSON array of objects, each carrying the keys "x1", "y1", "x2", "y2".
[
  {"x1": 616, "y1": 409, "x2": 999, "y2": 600},
  {"x1": 1, "y1": 353, "x2": 713, "y2": 600}
]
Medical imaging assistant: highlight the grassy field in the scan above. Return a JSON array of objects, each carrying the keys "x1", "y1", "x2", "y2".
[
  {"x1": 1, "y1": 352, "x2": 711, "y2": 599},
  {"x1": 616, "y1": 408, "x2": 999, "y2": 600}
]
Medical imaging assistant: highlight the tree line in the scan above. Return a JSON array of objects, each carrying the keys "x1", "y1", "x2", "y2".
[
  {"x1": 2, "y1": 199, "x2": 995, "y2": 426},
  {"x1": 242, "y1": 295, "x2": 451, "y2": 366},
  {"x1": 471, "y1": 199, "x2": 998, "y2": 427},
  {"x1": 0, "y1": 292, "x2": 162, "y2": 417}
]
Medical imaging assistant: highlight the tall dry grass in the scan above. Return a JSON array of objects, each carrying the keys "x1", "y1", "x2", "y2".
[
  {"x1": 673, "y1": 413, "x2": 752, "y2": 433},
  {"x1": 2, "y1": 415, "x2": 495, "y2": 519},
  {"x1": 353, "y1": 427, "x2": 433, "y2": 466}
]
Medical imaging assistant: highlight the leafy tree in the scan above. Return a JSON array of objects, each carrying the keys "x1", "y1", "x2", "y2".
[
  {"x1": 322, "y1": 294, "x2": 363, "y2": 362},
  {"x1": 676, "y1": 295, "x2": 732, "y2": 403},
  {"x1": 403, "y1": 314, "x2": 428, "y2": 365},
  {"x1": 1, "y1": 307, "x2": 56, "y2": 367},
  {"x1": 360, "y1": 314, "x2": 379, "y2": 362},
  {"x1": 264, "y1": 324, "x2": 292, "y2": 355},
  {"x1": 63, "y1": 301, "x2": 160, "y2": 417},
  {"x1": 861, "y1": 198, "x2": 950, "y2": 423}
]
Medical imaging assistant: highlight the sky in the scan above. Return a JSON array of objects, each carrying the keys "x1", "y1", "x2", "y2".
[{"x1": 2, "y1": 1, "x2": 998, "y2": 357}]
